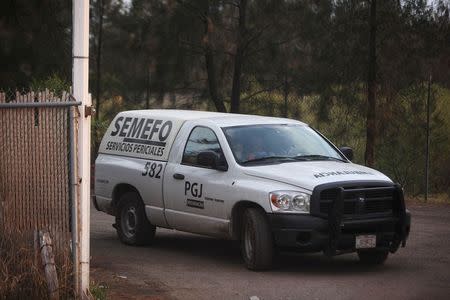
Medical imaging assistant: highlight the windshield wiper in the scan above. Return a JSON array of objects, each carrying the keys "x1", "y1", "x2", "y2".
[
  {"x1": 241, "y1": 156, "x2": 297, "y2": 165},
  {"x1": 293, "y1": 155, "x2": 347, "y2": 162}
]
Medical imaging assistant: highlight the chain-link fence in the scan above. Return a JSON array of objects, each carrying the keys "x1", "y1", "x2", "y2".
[
  {"x1": 227, "y1": 86, "x2": 370, "y2": 173},
  {"x1": 0, "y1": 89, "x2": 80, "y2": 254},
  {"x1": 241, "y1": 89, "x2": 315, "y2": 123}
]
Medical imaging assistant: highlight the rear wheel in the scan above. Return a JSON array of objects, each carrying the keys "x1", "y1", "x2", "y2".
[
  {"x1": 357, "y1": 249, "x2": 389, "y2": 265},
  {"x1": 241, "y1": 208, "x2": 274, "y2": 271},
  {"x1": 115, "y1": 191, "x2": 155, "y2": 246}
]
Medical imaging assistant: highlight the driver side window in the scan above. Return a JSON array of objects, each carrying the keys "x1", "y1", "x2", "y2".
[{"x1": 182, "y1": 126, "x2": 225, "y2": 168}]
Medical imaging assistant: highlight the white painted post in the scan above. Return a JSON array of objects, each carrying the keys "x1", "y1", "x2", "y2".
[{"x1": 73, "y1": 0, "x2": 90, "y2": 298}]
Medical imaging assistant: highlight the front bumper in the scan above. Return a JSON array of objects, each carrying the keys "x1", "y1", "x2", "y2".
[{"x1": 268, "y1": 212, "x2": 411, "y2": 254}]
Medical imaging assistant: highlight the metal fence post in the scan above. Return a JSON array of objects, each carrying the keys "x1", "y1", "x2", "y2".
[
  {"x1": 68, "y1": 104, "x2": 79, "y2": 294},
  {"x1": 425, "y1": 74, "x2": 431, "y2": 202}
]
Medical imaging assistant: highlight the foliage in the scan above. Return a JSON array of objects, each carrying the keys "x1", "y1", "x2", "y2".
[
  {"x1": 1, "y1": 0, "x2": 449, "y2": 197},
  {"x1": 241, "y1": 82, "x2": 450, "y2": 197},
  {"x1": 30, "y1": 73, "x2": 70, "y2": 97},
  {"x1": 90, "y1": 281, "x2": 108, "y2": 300},
  {"x1": 0, "y1": 232, "x2": 74, "y2": 299},
  {"x1": 0, "y1": 0, "x2": 71, "y2": 88}
]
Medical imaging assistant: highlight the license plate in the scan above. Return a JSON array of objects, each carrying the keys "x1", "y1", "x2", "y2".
[{"x1": 355, "y1": 235, "x2": 376, "y2": 249}]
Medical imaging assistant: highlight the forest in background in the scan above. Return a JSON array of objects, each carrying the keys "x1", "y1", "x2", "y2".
[{"x1": 0, "y1": 0, "x2": 449, "y2": 199}]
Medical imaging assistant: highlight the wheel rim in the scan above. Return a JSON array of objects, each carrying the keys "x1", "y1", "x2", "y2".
[
  {"x1": 244, "y1": 219, "x2": 254, "y2": 261},
  {"x1": 121, "y1": 205, "x2": 137, "y2": 238}
]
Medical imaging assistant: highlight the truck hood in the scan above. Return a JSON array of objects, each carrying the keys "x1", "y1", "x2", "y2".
[{"x1": 242, "y1": 161, "x2": 392, "y2": 192}]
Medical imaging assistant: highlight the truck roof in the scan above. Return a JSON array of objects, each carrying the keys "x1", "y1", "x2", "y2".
[{"x1": 124, "y1": 109, "x2": 307, "y2": 127}]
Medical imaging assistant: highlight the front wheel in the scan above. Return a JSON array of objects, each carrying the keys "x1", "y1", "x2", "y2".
[
  {"x1": 357, "y1": 249, "x2": 389, "y2": 265},
  {"x1": 115, "y1": 191, "x2": 156, "y2": 246},
  {"x1": 241, "y1": 208, "x2": 274, "y2": 271}
]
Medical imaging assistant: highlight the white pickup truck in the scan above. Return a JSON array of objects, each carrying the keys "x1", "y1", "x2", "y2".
[{"x1": 94, "y1": 110, "x2": 410, "y2": 270}]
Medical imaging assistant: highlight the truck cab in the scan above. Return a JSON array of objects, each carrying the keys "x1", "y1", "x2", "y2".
[{"x1": 94, "y1": 109, "x2": 410, "y2": 270}]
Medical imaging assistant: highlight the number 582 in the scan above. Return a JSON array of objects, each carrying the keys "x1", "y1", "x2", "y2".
[{"x1": 142, "y1": 162, "x2": 162, "y2": 179}]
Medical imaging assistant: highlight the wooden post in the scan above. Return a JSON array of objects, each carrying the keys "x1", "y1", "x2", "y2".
[{"x1": 39, "y1": 230, "x2": 60, "y2": 300}]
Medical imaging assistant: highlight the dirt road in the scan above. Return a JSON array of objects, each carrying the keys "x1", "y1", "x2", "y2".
[{"x1": 90, "y1": 203, "x2": 450, "y2": 300}]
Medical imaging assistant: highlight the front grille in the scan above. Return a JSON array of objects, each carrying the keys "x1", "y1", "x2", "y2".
[{"x1": 319, "y1": 186, "x2": 394, "y2": 217}]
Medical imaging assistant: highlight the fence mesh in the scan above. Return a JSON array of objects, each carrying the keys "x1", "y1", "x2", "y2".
[
  {"x1": 0, "y1": 89, "x2": 76, "y2": 254},
  {"x1": 240, "y1": 88, "x2": 317, "y2": 124}
]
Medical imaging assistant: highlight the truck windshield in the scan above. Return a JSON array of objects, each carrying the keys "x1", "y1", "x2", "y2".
[{"x1": 222, "y1": 124, "x2": 346, "y2": 165}]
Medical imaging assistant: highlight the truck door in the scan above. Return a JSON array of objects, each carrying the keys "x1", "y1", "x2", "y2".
[{"x1": 163, "y1": 125, "x2": 232, "y2": 237}]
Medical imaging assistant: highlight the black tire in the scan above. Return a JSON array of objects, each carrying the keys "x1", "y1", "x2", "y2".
[
  {"x1": 241, "y1": 208, "x2": 274, "y2": 271},
  {"x1": 115, "y1": 191, "x2": 156, "y2": 246},
  {"x1": 357, "y1": 249, "x2": 389, "y2": 265}
]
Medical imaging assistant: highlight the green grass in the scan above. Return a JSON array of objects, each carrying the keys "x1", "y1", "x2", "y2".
[{"x1": 90, "y1": 281, "x2": 108, "y2": 300}]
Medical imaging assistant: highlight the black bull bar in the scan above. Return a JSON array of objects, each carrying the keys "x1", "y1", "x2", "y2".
[{"x1": 324, "y1": 183, "x2": 408, "y2": 256}]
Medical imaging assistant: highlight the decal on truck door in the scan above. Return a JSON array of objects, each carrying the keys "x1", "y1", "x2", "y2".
[
  {"x1": 183, "y1": 181, "x2": 225, "y2": 209},
  {"x1": 185, "y1": 181, "x2": 205, "y2": 209},
  {"x1": 98, "y1": 114, "x2": 183, "y2": 161},
  {"x1": 185, "y1": 181, "x2": 203, "y2": 198},
  {"x1": 186, "y1": 199, "x2": 204, "y2": 209}
]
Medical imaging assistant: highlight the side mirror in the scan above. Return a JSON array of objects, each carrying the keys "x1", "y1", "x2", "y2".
[
  {"x1": 197, "y1": 151, "x2": 228, "y2": 171},
  {"x1": 339, "y1": 147, "x2": 353, "y2": 161}
]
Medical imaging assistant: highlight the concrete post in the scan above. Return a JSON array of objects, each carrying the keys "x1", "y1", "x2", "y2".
[{"x1": 72, "y1": 0, "x2": 90, "y2": 297}]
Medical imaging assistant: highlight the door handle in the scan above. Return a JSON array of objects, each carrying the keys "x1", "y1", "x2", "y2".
[{"x1": 173, "y1": 173, "x2": 185, "y2": 180}]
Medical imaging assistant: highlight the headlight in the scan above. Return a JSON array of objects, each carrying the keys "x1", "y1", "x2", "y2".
[{"x1": 269, "y1": 191, "x2": 310, "y2": 213}]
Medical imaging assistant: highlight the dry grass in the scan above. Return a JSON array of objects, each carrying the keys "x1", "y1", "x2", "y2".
[
  {"x1": 0, "y1": 231, "x2": 74, "y2": 300},
  {"x1": 405, "y1": 193, "x2": 450, "y2": 205}
]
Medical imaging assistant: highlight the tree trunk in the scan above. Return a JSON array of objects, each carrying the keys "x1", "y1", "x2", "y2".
[
  {"x1": 365, "y1": 0, "x2": 377, "y2": 167},
  {"x1": 94, "y1": 0, "x2": 104, "y2": 152},
  {"x1": 205, "y1": 48, "x2": 226, "y2": 112},
  {"x1": 283, "y1": 73, "x2": 289, "y2": 118},
  {"x1": 203, "y1": 15, "x2": 226, "y2": 112},
  {"x1": 230, "y1": 0, "x2": 247, "y2": 113},
  {"x1": 145, "y1": 62, "x2": 150, "y2": 109}
]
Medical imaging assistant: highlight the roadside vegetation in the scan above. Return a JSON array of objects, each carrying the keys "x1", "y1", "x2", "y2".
[
  {"x1": 0, "y1": 232, "x2": 73, "y2": 299},
  {"x1": 91, "y1": 83, "x2": 450, "y2": 203},
  {"x1": 90, "y1": 281, "x2": 108, "y2": 300},
  {"x1": 1, "y1": 0, "x2": 449, "y2": 202}
]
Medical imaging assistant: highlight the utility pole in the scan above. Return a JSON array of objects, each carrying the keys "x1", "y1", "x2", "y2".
[
  {"x1": 425, "y1": 74, "x2": 431, "y2": 202},
  {"x1": 73, "y1": 0, "x2": 91, "y2": 297}
]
